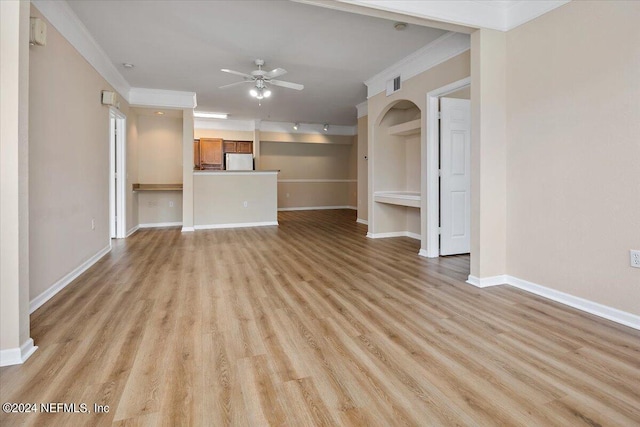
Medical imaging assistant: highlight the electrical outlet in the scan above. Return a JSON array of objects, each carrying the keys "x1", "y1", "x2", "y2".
[
  {"x1": 631, "y1": 250, "x2": 640, "y2": 268},
  {"x1": 91, "y1": 218, "x2": 95, "y2": 230},
  {"x1": 169, "y1": 201, "x2": 174, "y2": 208}
]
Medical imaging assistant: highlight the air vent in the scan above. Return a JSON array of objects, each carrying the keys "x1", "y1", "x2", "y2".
[{"x1": 386, "y1": 75, "x2": 401, "y2": 96}]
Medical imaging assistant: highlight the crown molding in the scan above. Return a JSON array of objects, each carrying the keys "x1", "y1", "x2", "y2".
[
  {"x1": 32, "y1": 0, "x2": 130, "y2": 98},
  {"x1": 356, "y1": 101, "x2": 368, "y2": 118},
  {"x1": 364, "y1": 31, "x2": 470, "y2": 99},
  {"x1": 336, "y1": 0, "x2": 570, "y2": 32},
  {"x1": 128, "y1": 88, "x2": 197, "y2": 109}
]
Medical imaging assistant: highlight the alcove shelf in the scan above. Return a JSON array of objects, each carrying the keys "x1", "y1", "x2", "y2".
[
  {"x1": 132, "y1": 184, "x2": 183, "y2": 192},
  {"x1": 387, "y1": 119, "x2": 421, "y2": 137},
  {"x1": 374, "y1": 191, "x2": 421, "y2": 208}
]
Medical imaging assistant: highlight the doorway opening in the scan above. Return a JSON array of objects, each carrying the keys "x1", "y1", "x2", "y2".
[
  {"x1": 109, "y1": 108, "x2": 127, "y2": 239},
  {"x1": 423, "y1": 77, "x2": 471, "y2": 257}
]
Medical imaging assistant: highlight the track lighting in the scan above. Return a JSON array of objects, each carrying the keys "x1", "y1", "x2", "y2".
[
  {"x1": 293, "y1": 123, "x2": 299, "y2": 130},
  {"x1": 323, "y1": 124, "x2": 329, "y2": 132}
]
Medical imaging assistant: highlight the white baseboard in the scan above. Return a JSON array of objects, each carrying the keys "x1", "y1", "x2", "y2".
[
  {"x1": 366, "y1": 231, "x2": 421, "y2": 240},
  {"x1": 126, "y1": 225, "x2": 139, "y2": 237},
  {"x1": 138, "y1": 222, "x2": 182, "y2": 228},
  {"x1": 194, "y1": 221, "x2": 278, "y2": 230},
  {"x1": 30, "y1": 244, "x2": 112, "y2": 314},
  {"x1": 418, "y1": 248, "x2": 439, "y2": 258},
  {"x1": 181, "y1": 226, "x2": 195, "y2": 232},
  {"x1": 278, "y1": 206, "x2": 355, "y2": 211},
  {"x1": 0, "y1": 338, "x2": 38, "y2": 367},
  {"x1": 466, "y1": 274, "x2": 640, "y2": 330},
  {"x1": 356, "y1": 218, "x2": 368, "y2": 225},
  {"x1": 466, "y1": 274, "x2": 509, "y2": 288}
]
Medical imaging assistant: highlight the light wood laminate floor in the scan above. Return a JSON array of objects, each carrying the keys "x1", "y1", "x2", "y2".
[{"x1": 1, "y1": 210, "x2": 639, "y2": 426}]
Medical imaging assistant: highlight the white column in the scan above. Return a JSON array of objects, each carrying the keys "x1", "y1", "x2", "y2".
[{"x1": 181, "y1": 109, "x2": 195, "y2": 231}]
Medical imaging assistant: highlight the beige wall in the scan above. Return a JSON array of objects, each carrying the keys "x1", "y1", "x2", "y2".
[
  {"x1": 194, "y1": 129, "x2": 254, "y2": 142},
  {"x1": 368, "y1": 51, "x2": 470, "y2": 237},
  {"x1": 357, "y1": 115, "x2": 368, "y2": 222},
  {"x1": 1, "y1": 0, "x2": 31, "y2": 356},
  {"x1": 260, "y1": 139, "x2": 356, "y2": 210},
  {"x1": 28, "y1": 5, "x2": 132, "y2": 301},
  {"x1": 471, "y1": 28, "x2": 507, "y2": 278},
  {"x1": 505, "y1": 1, "x2": 640, "y2": 314},
  {"x1": 126, "y1": 109, "x2": 139, "y2": 233},
  {"x1": 135, "y1": 113, "x2": 183, "y2": 225},
  {"x1": 193, "y1": 173, "x2": 277, "y2": 226}
]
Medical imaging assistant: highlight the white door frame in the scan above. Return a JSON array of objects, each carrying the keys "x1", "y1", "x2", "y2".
[
  {"x1": 421, "y1": 76, "x2": 470, "y2": 258},
  {"x1": 109, "y1": 108, "x2": 126, "y2": 239}
]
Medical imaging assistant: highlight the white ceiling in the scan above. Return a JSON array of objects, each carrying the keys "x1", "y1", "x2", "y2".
[{"x1": 66, "y1": 0, "x2": 448, "y2": 126}]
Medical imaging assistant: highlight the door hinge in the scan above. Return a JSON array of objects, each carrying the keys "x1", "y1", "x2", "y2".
[
  {"x1": 438, "y1": 227, "x2": 442, "y2": 235},
  {"x1": 438, "y1": 169, "x2": 442, "y2": 177},
  {"x1": 437, "y1": 111, "x2": 442, "y2": 119}
]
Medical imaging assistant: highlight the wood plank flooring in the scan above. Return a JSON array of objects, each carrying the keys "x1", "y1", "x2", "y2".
[{"x1": 1, "y1": 209, "x2": 639, "y2": 426}]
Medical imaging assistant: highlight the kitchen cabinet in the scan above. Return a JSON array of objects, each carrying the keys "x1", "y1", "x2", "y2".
[
  {"x1": 194, "y1": 139, "x2": 200, "y2": 169},
  {"x1": 199, "y1": 138, "x2": 223, "y2": 170},
  {"x1": 237, "y1": 141, "x2": 253, "y2": 154}
]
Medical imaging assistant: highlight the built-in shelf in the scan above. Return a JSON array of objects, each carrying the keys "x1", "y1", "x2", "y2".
[
  {"x1": 387, "y1": 119, "x2": 421, "y2": 137},
  {"x1": 374, "y1": 191, "x2": 421, "y2": 208},
  {"x1": 132, "y1": 183, "x2": 183, "y2": 192}
]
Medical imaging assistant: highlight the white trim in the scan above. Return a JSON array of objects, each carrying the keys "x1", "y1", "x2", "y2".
[
  {"x1": 465, "y1": 275, "x2": 640, "y2": 330},
  {"x1": 278, "y1": 179, "x2": 356, "y2": 183},
  {"x1": 356, "y1": 101, "x2": 368, "y2": 119},
  {"x1": 423, "y1": 77, "x2": 471, "y2": 258},
  {"x1": 0, "y1": 338, "x2": 38, "y2": 367},
  {"x1": 260, "y1": 121, "x2": 357, "y2": 136},
  {"x1": 109, "y1": 108, "x2": 127, "y2": 239},
  {"x1": 466, "y1": 274, "x2": 508, "y2": 288},
  {"x1": 181, "y1": 226, "x2": 195, "y2": 233},
  {"x1": 336, "y1": 0, "x2": 569, "y2": 32},
  {"x1": 364, "y1": 32, "x2": 470, "y2": 99},
  {"x1": 128, "y1": 88, "x2": 197, "y2": 109},
  {"x1": 356, "y1": 218, "x2": 369, "y2": 225},
  {"x1": 126, "y1": 225, "x2": 139, "y2": 237},
  {"x1": 504, "y1": 1, "x2": 571, "y2": 31},
  {"x1": 194, "y1": 170, "x2": 278, "y2": 176},
  {"x1": 194, "y1": 221, "x2": 278, "y2": 230},
  {"x1": 278, "y1": 206, "x2": 355, "y2": 211},
  {"x1": 366, "y1": 231, "x2": 420, "y2": 240},
  {"x1": 32, "y1": 0, "x2": 130, "y2": 98},
  {"x1": 29, "y1": 245, "x2": 112, "y2": 314},
  {"x1": 138, "y1": 222, "x2": 183, "y2": 229}
]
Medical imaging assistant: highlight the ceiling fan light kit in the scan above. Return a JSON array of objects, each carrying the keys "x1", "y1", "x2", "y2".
[{"x1": 220, "y1": 59, "x2": 303, "y2": 102}]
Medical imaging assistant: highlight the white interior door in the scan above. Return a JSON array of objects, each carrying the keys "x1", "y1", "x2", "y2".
[
  {"x1": 440, "y1": 97, "x2": 471, "y2": 255},
  {"x1": 109, "y1": 108, "x2": 126, "y2": 239}
]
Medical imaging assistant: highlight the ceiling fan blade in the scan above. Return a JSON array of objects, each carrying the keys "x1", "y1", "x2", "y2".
[
  {"x1": 218, "y1": 80, "x2": 252, "y2": 89},
  {"x1": 265, "y1": 68, "x2": 287, "y2": 79},
  {"x1": 269, "y1": 79, "x2": 304, "y2": 91},
  {"x1": 221, "y1": 68, "x2": 254, "y2": 79}
]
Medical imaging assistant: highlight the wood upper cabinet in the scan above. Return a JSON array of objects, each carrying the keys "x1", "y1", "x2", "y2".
[
  {"x1": 194, "y1": 139, "x2": 200, "y2": 169},
  {"x1": 199, "y1": 138, "x2": 223, "y2": 170},
  {"x1": 223, "y1": 141, "x2": 237, "y2": 153},
  {"x1": 237, "y1": 141, "x2": 253, "y2": 154}
]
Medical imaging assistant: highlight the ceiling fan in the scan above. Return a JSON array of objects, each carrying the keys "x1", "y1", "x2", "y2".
[{"x1": 219, "y1": 59, "x2": 304, "y2": 99}]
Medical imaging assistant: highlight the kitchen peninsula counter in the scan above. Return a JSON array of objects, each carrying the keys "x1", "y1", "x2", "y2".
[{"x1": 193, "y1": 170, "x2": 278, "y2": 229}]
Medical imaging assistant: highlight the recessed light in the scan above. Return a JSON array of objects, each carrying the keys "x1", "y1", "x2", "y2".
[
  {"x1": 154, "y1": 111, "x2": 164, "y2": 115},
  {"x1": 193, "y1": 111, "x2": 228, "y2": 119},
  {"x1": 122, "y1": 63, "x2": 134, "y2": 69}
]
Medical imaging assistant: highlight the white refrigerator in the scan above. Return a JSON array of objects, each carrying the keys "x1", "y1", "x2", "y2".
[{"x1": 225, "y1": 153, "x2": 254, "y2": 170}]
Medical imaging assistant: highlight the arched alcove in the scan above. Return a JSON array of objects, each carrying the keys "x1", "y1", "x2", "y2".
[{"x1": 368, "y1": 99, "x2": 422, "y2": 241}]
